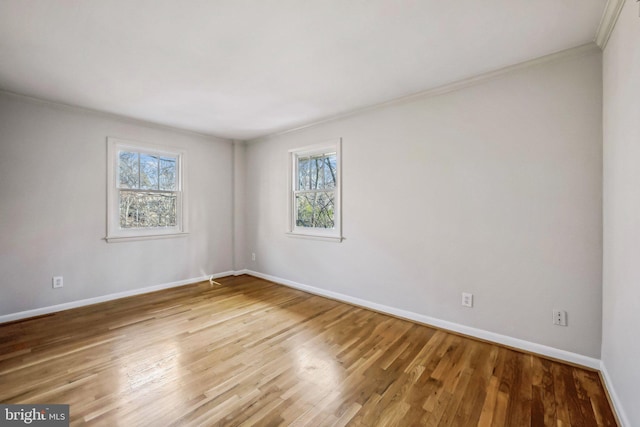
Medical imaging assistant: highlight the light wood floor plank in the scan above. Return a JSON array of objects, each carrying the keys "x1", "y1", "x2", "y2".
[{"x1": 0, "y1": 275, "x2": 617, "y2": 426}]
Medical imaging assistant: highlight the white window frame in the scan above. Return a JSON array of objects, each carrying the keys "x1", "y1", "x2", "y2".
[
  {"x1": 106, "y1": 137, "x2": 188, "y2": 243},
  {"x1": 287, "y1": 138, "x2": 342, "y2": 242}
]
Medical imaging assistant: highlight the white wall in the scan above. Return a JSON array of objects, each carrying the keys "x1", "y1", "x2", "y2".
[
  {"x1": 602, "y1": 1, "x2": 640, "y2": 425},
  {"x1": 233, "y1": 141, "x2": 247, "y2": 270},
  {"x1": 244, "y1": 48, "x2": 603, "y2": 358},
  {"x1": 0, "y1": 92, "x2": 233, "y2": 316}
]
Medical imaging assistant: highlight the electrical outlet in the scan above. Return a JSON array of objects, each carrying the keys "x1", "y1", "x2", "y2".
[
  {"x1": 462, "y1": 292, "x2": 473, "y2": 308},
  {"x1": 52, "y1": 276, "x2": 63, "y2": 289},
  {"x1": 251, "y1": 253, "x2": 256, "y2": 261},
  {"x1": 553, "y1": 309, "x2": 567, "y2": 326}
]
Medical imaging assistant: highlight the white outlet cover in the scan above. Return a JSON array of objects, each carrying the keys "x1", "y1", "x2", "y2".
[
  {"x1": 52, "y1": 276, "x2": 63, "y2": 288},
  {"x1": 553, "y1": 309, "x2": 568, "y2": 326},
  {"x1": 462, "y1": 292, "x2": 473, "y2": 308}
]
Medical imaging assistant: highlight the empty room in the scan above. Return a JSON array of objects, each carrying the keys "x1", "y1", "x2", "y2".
[{"x1": 0, "y1": 0, "x2": 638, "y2": 426}]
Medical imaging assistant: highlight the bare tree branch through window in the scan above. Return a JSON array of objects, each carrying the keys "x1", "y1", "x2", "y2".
[
  {"x1": 117, "y1": 151, "x2": 178, "y2": 229},
  {"x1": 295, "y1": 153, "x2": 336, "y2": 228}
]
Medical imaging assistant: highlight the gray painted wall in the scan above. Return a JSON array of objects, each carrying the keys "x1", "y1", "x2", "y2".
[
  {"x1": 0, "y1": 36, "x2": 612, "y2": 380},
  {"x1": 233, "y1": 142, "x2": 247, "y2": 271},
  {"x1": 0, "y1": 93, "x2": 233, "y2": 315},
  {"x1": 602, "y1": 1, "x2": 640, "y2": 425},
  {"x1": 244, "y1": 49, "x2": 603, "y2": 358}
]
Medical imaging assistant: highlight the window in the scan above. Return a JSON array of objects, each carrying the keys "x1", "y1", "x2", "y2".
[
  {"x1": 288, "y1": 139, "x2": 342, "y2": 241},
  {"x1": 106, "y1": 138, "x2": 187, "y2": 242}
]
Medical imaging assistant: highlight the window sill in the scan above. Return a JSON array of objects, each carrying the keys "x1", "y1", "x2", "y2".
[
  {"x1": 285, "y1": 232, "x2": 343, "y2": 242},
  {"x1": 105, "y1": 232, "x2": 189, "y2": 243}
]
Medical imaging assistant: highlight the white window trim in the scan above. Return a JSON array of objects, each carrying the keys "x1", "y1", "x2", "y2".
[
  {"x1": 106, "y1": 137, "x2": 188, "y2": 243},
  {"x1": 287, "y1": 138, "x2": 342, "y2": 242}
]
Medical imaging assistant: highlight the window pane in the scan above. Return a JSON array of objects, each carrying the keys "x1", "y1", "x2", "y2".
[
  {"x1": 159, "y1": 157, "x2": 177, "y2": 190},
  {"x1": 309, "y1": 156, "x2": 319, "y2": 189},
  {"x1": 323, "y1": 155, "x2": 337, "y2": 189},
  {"x1": 296, "y1": 191, "x2": 334, "y2": 228},
  {"x1": 298, "y1": 153, "x2": 337, "y2": 191},
  {"x1": 118, "y1": 151, "x2": 139, "y2": 189},
  {"x1": 298, "y1": 157, "x2": 309, "y2": 190},
  {"x1": 119, "y1": 190, "x2": 177, "y2": 228},
  {"x1": 140, "y1": 154, "x2": 159, "y2": 190}
]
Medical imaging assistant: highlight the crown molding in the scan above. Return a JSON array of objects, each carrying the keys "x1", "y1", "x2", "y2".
[
  {"x1": 252, "y1": 42, "x2": 601, "y2": 143},
  {"x1": 0, "y1": 89, "x2": 232, "y2": 143},
  {"x1": 595, "y1": 0, "x2": 626, "y2": 49}
]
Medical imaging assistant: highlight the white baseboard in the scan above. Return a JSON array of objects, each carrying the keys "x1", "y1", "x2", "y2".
[
  {"x1": 0, "y1": 268, "x2": 626, "y2": 424},
  {"x1": 234, "y1": 270, "x2": 628, "y2": 424},
  {"x1": 600, "y1": 362, "x2": 630, "y2": 427},
  {"x1": 245, "y1": 269, "x2": 601, "y2": 370},
  {"x1": 233, "y1": 269, "x2": 250, "y2": 276},
  {"x1": 0, "y1": 271, "x2": 234, "y2": 324}
]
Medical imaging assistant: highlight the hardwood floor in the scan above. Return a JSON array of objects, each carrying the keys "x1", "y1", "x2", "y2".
[{"x1": 0, "y1": 275, "x2": 617, "y2": 426}]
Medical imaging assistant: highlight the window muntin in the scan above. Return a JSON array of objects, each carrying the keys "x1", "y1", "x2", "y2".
[
  {"x1": 107, "y1": 138, "x2": 186, "y2": 242},
  {"x1": 289, "y1": 140, "x2": 342, "y2": 240}
]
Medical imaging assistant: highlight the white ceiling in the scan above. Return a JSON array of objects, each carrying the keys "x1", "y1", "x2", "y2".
[{"x1": 0, "y1": 1, "x2": 606, "y2": 140}]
